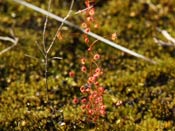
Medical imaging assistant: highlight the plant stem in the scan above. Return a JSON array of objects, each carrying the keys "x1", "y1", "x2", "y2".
[{"x1": 45, "y1": 53, "x2": 49, "y2": 102}]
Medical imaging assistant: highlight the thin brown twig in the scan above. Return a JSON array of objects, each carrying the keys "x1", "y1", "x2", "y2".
[
  {"x1": 74, "y1": 5, "x2": 93, "y2": 14},
  {"x1": 35, "y1": 41, "x2": 45, "y2": 57},
  {"x1": 43, "y1": 0, "x2": 52, "y2": 103},
  {"x1": 42, "y1": 0, "x2": 74, "y2": 102},
  {"x1": 24, "y1": 54, "x2": 40, "y2": 60},
  {"x1": 42, "y1": 0, "x2": 52, "y2": 53},
  {"x1": 47, "y1": 0, "x2": 75, "y2": 53}
]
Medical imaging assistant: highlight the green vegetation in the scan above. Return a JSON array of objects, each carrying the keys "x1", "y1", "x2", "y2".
[{"x1": 0, "y1": 0, "x2": 175, "y2": 130}]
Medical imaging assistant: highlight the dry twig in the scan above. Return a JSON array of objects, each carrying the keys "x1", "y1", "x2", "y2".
[
  {"x1": 13, "y1": 0, "x2": 156, "y2": 64},
  {"x1": 153, "y1": 37, "x2": 173, "y2": 47},
  {"x1": 32, "y1": 0, "x2": 74, "y2": 102},
  {"x1": 157, "y1": 28, "x2": 175, "y2": 45},
  {"x1": 0, "y1": 34, "x2": 18, "y2": 55},
  {"x1": 154, "y1": 28, "x2": 175, "y2": 47},
  {"x1": 47, "y1": 0, "x2": 74, "y2": 53}
]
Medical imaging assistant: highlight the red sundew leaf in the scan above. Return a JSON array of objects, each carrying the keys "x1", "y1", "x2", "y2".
[{"x1": 69, "y1": 71, "x2": 75, "y2": 77}]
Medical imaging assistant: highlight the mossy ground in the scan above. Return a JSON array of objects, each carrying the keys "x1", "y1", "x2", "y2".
[{"x1": 0, "y1": 0, "x2": 175, "y2": 130}]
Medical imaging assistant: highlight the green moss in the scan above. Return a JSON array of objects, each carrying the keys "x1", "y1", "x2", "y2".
[{"x1": 0, "y1": 0, "x2": 175, "y2": 130}]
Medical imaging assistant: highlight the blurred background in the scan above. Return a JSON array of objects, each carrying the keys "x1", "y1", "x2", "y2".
[{"x1": 0, "y1": 0, "x2": 175, "y2": 130}]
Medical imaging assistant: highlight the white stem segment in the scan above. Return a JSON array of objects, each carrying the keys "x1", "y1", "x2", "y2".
[
  {"x1": 12, "y1": 0, "x2": 156, "y2": 64},
  {"x1": 157, "y1": 28, "x2": 175, "y2": 45},
  {"x1": 0, "y1": 36, "x2": 18, "y2": 55}
]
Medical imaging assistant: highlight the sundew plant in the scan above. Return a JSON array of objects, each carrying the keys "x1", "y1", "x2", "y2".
[{"x1": 0, "y1": 0, "x2": 175, "y2": 131}]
